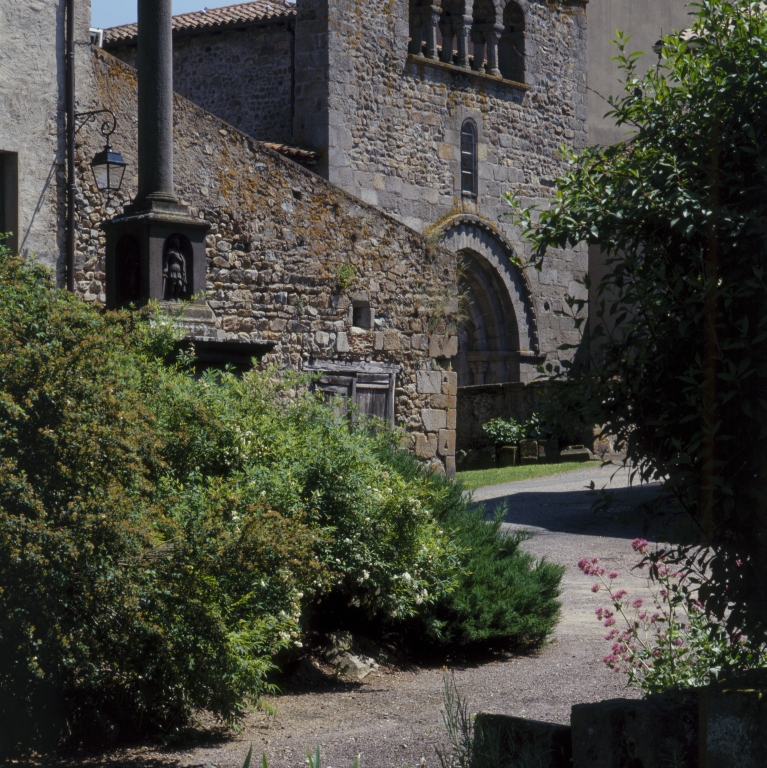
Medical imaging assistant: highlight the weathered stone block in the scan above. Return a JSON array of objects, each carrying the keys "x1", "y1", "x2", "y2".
[
  {"x1": 441, "y1": 370, "x2": 458, "y2": 395},
  {"x1": 446, "y1": 408, "x2": 457, "y2": 430},
  {"x1": 430, "y1": 393, "x2": 457, "y2": 409},
  {"x1": 538, "y1": 439, "x2": 559, "y2": 463},
  {"x1": 571, "y1": 692, "x2": 698, "y2": 768},
  {"x1": 373, "y1": 331, "x2": 384, "y2": 350},
  {"x1": 445, "y1": 456, "x2": 456, "y2": 478},
  {"x1": 474, "y1": 713, "x2": 572, "y2": 768},
  {"x1": 336, "y1": 331, "x2": 349, "y2": 352},
  {"x1": 438, "y1": 429, "x2": 456, "y2": 457},
  {"x1": 421, "y1": 408, "x2": 447, "y2": 432},
  {"x1": 383, "y1": 330, "x2": 401, "y2": 350},
  {"x1": 700, "y1": 672, "x2": 767, "y2": 768},
  {"x1": 560, "y1": 445, "x2": 593, "y2": 462},
  {"x1": 415, "y1": 432, "x2": 437, "y2": 459},
  {"x1": 416, "y1": 370, "x2": 442, "y2": 394},
  {"x1": 519, "y1": 439, "x2": 539, "y2": 464},
  {"x1": 429, "y1": 335, "x2": 458, "y2": 358},
  {"x1": 498, "y1": 445, "x2": 518, "y2": 467}
]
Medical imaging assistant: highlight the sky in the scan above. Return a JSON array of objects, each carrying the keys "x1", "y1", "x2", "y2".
[{"x1": 91, "y1": 1, "x2": 242, "y2": 29}]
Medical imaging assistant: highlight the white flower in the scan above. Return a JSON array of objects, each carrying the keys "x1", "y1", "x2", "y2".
[{"x1": 402, "y1": 572, "x2": 412, "y2": 582}]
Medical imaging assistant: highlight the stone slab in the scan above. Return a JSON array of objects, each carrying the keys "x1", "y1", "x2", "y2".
[
  {"x1": 519, "y1": 438, "x2": 539, "y2": 464},
  {"x1": 474, "y1": 713, "x2": 572, "y2": 768},
  {"x1": 498, "y1": 445, "x2": 518, "y2": 467},
  {"x1": 571, "y1": 692, "x2": 698, "y2": 768}
]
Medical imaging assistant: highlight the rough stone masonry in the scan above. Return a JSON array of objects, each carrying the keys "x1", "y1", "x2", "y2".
[{"x1": 74, "y1": 50, "x2": 462, "y2": 474}]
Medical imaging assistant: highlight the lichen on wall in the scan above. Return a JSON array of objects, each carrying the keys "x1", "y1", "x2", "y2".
[{"x1": 75, "y1": 50, "x2": 461, "y2": 474}]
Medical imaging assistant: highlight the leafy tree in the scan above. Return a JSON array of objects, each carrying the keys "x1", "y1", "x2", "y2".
[{"x1": 508, "y1": 0, "x2": 767, "y2": 639}]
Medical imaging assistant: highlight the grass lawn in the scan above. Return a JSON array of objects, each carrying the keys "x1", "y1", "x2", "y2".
[{"x1": 456, "y1": 461, "x2": 600, "y2": 491}]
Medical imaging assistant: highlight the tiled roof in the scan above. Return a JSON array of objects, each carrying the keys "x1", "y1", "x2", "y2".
[
  {"x1": 264, "y1": 143, "x2": 319, "y2": 167},
  {"x1": 102, "y1": 0, "x2": 296, "y2": 47}
]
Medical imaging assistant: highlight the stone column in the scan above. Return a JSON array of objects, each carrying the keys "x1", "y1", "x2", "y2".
[
  {"x1": 439, "y1": 18, "x2": 454, "y2": 63},
  {"x1": 485, "y1": 24, "x2": 503, "y2": 77},
  {"x1": 425, "y1": 5, "x2": 440, "y2": 60},
  {"x1": 471, "y1": 28, "x2": 486, "y2": 73},
  {"x1": 456, "y1": 17, "x2": 472, "y2": 67},
  {"x1": 136, "y1": 0, "x2": 177, "y2": 205},
  {"x1": 408, "y1": 11, "x2": 423, "y2": 55}
]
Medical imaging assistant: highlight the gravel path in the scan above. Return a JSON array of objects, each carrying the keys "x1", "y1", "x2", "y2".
[{"x1": 53, "y1": 465, "x2": 667, "y2": 768}]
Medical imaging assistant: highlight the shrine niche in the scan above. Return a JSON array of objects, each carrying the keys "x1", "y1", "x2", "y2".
[
  {"x1": 162, "y1": 233, "x2": 192, "y2": 300},
  {"x1": 114, "y1": 233, "x2": 141, "y2": 305}
]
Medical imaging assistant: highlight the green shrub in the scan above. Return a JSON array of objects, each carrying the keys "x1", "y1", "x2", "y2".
[
  {"x1": 0, "y1": 247, "x2": 564, "y2": 752},
  {"x1": 483, "y1": 418, "x2": 525, "y2": 446},
  {"x1": 384, "y1": 450, "x2": 564, "y2": 650},
  {"x1": 482, "y1": 414, "x2": 553, "y2": 447}
]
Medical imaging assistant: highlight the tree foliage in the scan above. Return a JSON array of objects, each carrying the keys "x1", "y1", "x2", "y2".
[{"x1": 508, "y1": 0, "x2": 767, "y2": 638}]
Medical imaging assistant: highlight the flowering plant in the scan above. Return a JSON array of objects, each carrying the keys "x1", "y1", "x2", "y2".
[{"x1": 579, "y1": 539, "x2": 767, "y2": 694}]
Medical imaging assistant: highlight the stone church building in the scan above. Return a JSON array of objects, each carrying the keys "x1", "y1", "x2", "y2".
[
  {"x1": 0, "y1": 0, "x2": 689, "y2": 473},
  {"x1": 105, "y1": 0, "x2": 590, "y2": 391}
]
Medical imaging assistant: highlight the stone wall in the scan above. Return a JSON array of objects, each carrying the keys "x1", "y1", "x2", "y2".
[
  {"x1": 107, "y1": 20, "x2": 295, "y2": 145},
  {"x1": 74, "y1": 50, "x2": 461, "y2": 474},
  {"x1": 293, "y1": 0, "x2": 589, "y2": 379},
  {"x1": 0, "y1": 0, "x2": 92, "y2": 270},
  {"x1": 456, "y1": 381, "x2": 551, "y2": 451}
]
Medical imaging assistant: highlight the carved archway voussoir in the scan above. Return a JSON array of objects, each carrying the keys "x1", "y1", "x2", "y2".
[{"x1": 433, "y1": 214, "x2": 540, "y2": 354}]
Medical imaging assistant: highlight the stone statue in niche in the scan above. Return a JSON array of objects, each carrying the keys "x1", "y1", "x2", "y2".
[
  {"x1": 115, "y1": 233, "x2": 141, "y2": 305},
  {"x1": 163, "y1": 234, "x2": 188, "y2": 300}
]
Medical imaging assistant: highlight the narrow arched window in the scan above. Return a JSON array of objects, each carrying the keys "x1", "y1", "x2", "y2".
[
  {"x1": 461, "y1": 120, "x2": 478, "y2": 197},
  {"x1": 499, "y1": 2, "x2": 525, "y2": 82}
]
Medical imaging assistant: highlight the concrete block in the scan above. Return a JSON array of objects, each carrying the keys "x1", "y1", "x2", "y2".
[
  {"x1": 415, "y1": 432, "x2": 437, "y2": 459},
  {"x1": 438, "y1": 429, "x2": 456, "y2": 457},
  {"x1": 498, "y1": 445, "x2": 518, "y2": 467},
  {"x1": 421, "y1": 408, "x2": 447, "y2": 432},
  {"x1": 571, "y1": 692, "x2": 698, "y2": 768},
  {"x1": 519, "y1": 439, "x2": 539, "y2": 464},
  {"x1": 416, "y1": 369, "x2": 442, "y2": 394},
  {"x1": 475, "y1": 713, "x2": 572, "y2": 768}
]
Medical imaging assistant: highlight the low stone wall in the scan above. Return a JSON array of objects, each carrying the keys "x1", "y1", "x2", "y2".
[
  {"x1": 476, "y1": 675, "x2": 767, "y2": 768},
  {"x1": 456, "y1": 381, "x2": 553, "y2": 452}
]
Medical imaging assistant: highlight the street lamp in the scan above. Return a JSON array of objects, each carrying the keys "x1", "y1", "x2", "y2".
[
  {"x1": 75, "y1": 109, "x2": 128, "y2": 201},
  {"x1": 90, "y1": 142, "x2": 127, "y2": 200}
]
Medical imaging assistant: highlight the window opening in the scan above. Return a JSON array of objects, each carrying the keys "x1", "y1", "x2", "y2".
[
  {"x1": 499, "y1": 2, "x2": 525, "y2": 82},
  {"x1": 352, "y1": 303, "x2": 373, "y2": 330},
  {"x1": 0, "y1": 153, "x2": 19, "y2": 254},
  {"x1": 461, "y1": 120, "x2": 478, "y2": 197}
]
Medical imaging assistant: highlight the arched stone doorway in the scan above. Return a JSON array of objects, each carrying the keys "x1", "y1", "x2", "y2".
[{"x1": 439, "y1": 218, "x2": 540, "y2": 385}]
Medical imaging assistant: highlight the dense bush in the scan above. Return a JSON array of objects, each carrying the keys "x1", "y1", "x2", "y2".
[
  {"x1": 0, "y1": 247, "x2": 562, "y2": 752},
  {"x1": 385, "y1": 451, "x2": 564, "y2": 650}
]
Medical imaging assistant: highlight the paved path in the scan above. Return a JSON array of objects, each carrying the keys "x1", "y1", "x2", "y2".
[{"x1": 61, "y1": 465, "x2": 668, "y2": 768}]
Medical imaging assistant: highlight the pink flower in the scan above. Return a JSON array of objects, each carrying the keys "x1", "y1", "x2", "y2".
[
  {"x1": 604, "y1": 617, "x2": 616, "y2": 626},
  {"x1": 609, "y1": 571, "x2": 619, "y2": 579},
  {"x1": 632, "y1": 598, "x2": 643, "y2": 609},
  {"x1": 672, "y1": 638, "x2": 684, "y2": 647},
  {"x1": 591, "y1": 583, "x2": 600, "y2": 593},
  {"x1": 611, "y1": 589, "x2": 628, "y2": 601},
  {"x1": 595, "y1": 607, "x2": 604, "y2": 620},
  {"x1": 632, "y1": 538, "x2": 649, "y2": 554}
]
